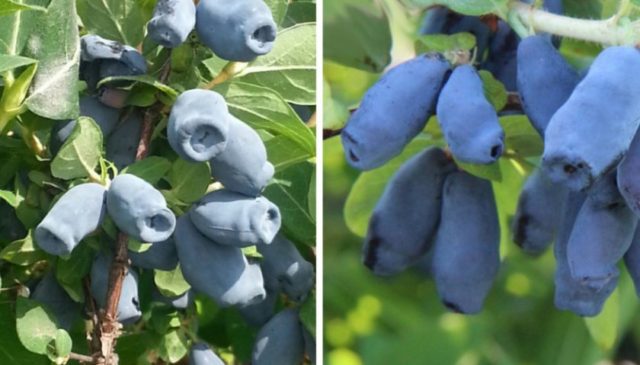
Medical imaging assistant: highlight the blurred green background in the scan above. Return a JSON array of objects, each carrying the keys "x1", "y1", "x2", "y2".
[{"x1": 323, "y1": 0, "x2": 640, "y2": 364}]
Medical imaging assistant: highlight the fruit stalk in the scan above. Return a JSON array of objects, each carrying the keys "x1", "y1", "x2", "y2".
[{"x1": 510, "y1": 2, "x2": 638, "y2": 45}]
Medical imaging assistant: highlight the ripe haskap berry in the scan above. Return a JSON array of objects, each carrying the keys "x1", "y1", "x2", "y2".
[
  {"x1": 432, "y1": 171, "x2": 500, "y2": 314},
  {"x1": 190, "y1": 189, "x2": 281, "y2": 247},
  {"x1": 168, "y1": 89, "x2": 230, "y2": 163},
  {"x1": 341, "y1": 54, "x2": 450, "y2": 170},
  {"x1": 107, "y1": 174, "x2": 176, "y2": 243},
  {"x1": 437, "y1": 64, "x2": 505, "y2": 164},
  {"x1": 543, "y1": 46, "x2": 640, "y2": 191},
  {"x1": 362, "y1": 147, "x2": 456, "y2": 276},
  {"x1": 252, "y1": 308, "x2": 305, "y2": 365},
  {"x1": 513, "y1": 169, "x2": 567, "y2": 255},
  {"x1": 35, "y1": 183, "x2": 107, "y2": 256},
  {"x1": 175, "y1": 215, "x2": 266, "y2": 307},
  {"x1": 517, "y1": 35, "x2": 579, "y2": 136},
  {"x1": 148, "y1": 0, "x2": 196, "y2": 48},
  {"x1": 196, "y1": 0, "x2": 277, "y2": 61}
]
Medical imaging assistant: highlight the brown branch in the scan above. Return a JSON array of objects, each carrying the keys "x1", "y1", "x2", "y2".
[{"x1": 95, "y1": 56, "x2": 174, "y2": 365}]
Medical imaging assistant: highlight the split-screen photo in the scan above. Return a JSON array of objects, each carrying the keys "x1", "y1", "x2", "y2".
[{"x1": 1, "y1": 0, "x2": 640, "y2": 364}]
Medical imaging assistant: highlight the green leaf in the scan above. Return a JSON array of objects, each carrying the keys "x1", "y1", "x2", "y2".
[
  {"x1": 308, "y1": 168, "x2": 316, "y2": 222},
  {"x1": 165, "y1": 159, "x2": 210, "y2": 204},
  {"x1": 500, "y1": 115, "x2": 544, "y2": 157},
  {"x1": 23, "y1": 0, "x2": 79, "y2": 120},
  {"x1": 1, "y1": 231, "x2": 47, "y2": 266},
  {"x1": 0, "y1": 189, "x2": 18, "y2": 207},
  {"x1": 56, "y1": 243, "x2": 93, "y2": 302},
  {"x1": 115, "y1": 332, "x2": 157, "y2": 365},
  {"x1": 158, "y1": 329, "x2": 189, "y2": 364},
  {"x1": 282, "y1": 1, "x2": 316, "y2": 28},
  {"x1": 266, "y1": 0, "x2": 288, "y2": 26},
  {"x1": 456, "y1": 159, "x2": 503, "y2": 182},
  {"x1": 479, "y1": 70, "x2": 508, "y2": 111},
  {"x1": 0, "y1": 303, "x2": 49, "y2": 364},
  {"x1": 415, "y1": 33, "x2": 476, "y2": 54},
  {"x1": 1, "y1": 63, "x2": 37, "y2": 113},
  {"x1": 266, "y1": 135, "x2": 314, "y2": 172},
  {"x1": 0, "y1": 55, "x2": 36, "y2": 73},
  {"x1": 76, "y1": 0, "x2": 146, "y2": 46},
  {"x1": 154, "y1": 265, "x2": 190, "y2": 297},
  {"x1": 217, "y1": 81, "x2": 315, "y2": 155},
  {"x1": 300, "y1": 291, "x2": 316, "y2": 336},
  {"x1": 97, "y1": 75, "x2": 179, "y2": 100},
  {"x1": 324, "y1": 0, "x2": 391, "y2": 72},
  {"x1": 237, "y1": 23, "x2": 316, "y2": 105},
  {"x1": 264, "y1": 162, "x2": 315, "y2": 245},
  {"x1": 402, "y1": 0, "x2": 509, "y2": 16},
  {"x1": 344, "y1": 137, "x2": 432, "y2": 237},
  {"x1": 46, "y1": 329, "x2": 72, "y2": 363},
  {"x1": 50, "y1": 117, "x2": 103, "y2": 180},
  {"x1": 0, "y1": 0, "x2": 47, "y2": 57},
  {"x1": 0, "y1": 0, "x2": 45, "y2": 16},
  {"x1": 122, "y1": 156, "x2": 171, "y2": 185},
  {"x1": 584, "y1": 287, "x2": 619, "y2": 351},
  {"x1": 16, "y1": 297, "x2": 59, "y2": 355},
  {"x1": 241, "y1": 245, "x2": 262, "y2": 259}
]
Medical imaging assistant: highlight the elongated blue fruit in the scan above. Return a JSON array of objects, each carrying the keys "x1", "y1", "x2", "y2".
[
  {"x1": 31, "y1": 272, "x2": 80, "y2": 330},
  {"x1": 0, "y1": 201, "x2": 26, "y2": 243},
  {"x1": 624, "y1": 227, "x2": 640, "y2": 297},
  {"x1": 238, "y1": 284, "x2": 279, "y2": 327},
  {"x1": 190, "y1": 189, "x2": 280, "y2": 247},
  {"x1": 567, "y1": 172, "x2": 638, "y2": 288},
  {"x1": 196, "y1": 0, "x2": 277, "y2": 61},
  {"x1": 543, "y1": 46, "x2": 640, "y2": 191},
  {"x1": 258, "y1": 234, "x2": 314, "y2": 302},
  {"x1": 252, "y1": 308, "x2": 305, "y2": 365},
  {"x1": 35, "y1": 183, "x2": 107, "y2": 256},
  {"x1": 107, "y1": 174, "x2": 176, "y2": 243},
  {"x1": 239, "y1": 257, "x2": 281, "y2": 326},
  {"x1": 189, "y1": 342, "x2": 224, "y2": 365},
  {"x1": 209, "y1": 118, "x2": 274, "y2": 196},
  {"x1": 129, "y1": 238, "x2": 178, "y2": 271},
  {"x1": 432, "y1": 171, "x2": 500, "y2": 314},
  {"x1": 618, "y1": 122, "x2": 640, "y2": 217},
  {"x1": 512, "y1": 169, "x2": 567, "y2": 255},
  {"x1": 482, "y1": 20, "x2": 519, "y2": 92},
  {"x1": 91, "y1": 251, "x2": 141, "y2": 324},
  {"x1": 303, "y1": 327, "x2": 316, "y2": 365},
  {"x1": 80, "y1": 35, "x2": 147, "y2": 90},
  {"x1": 51, "y1": 96, "x2": 121, "y2": 155},
  {"x1": 437, "y1": 64, "x2": 505, "y2": 164},
  {"x1": 148, "y1": 0, "x2": 196, "y2": 48},
  {"x1": 517, "y1": 35, "x2": 579, "y2": 136},
  {"x1": 106, "y1": 111, "x2": 143, "y2": 169},
  {"x1": 363, "y1": 147, "x2": 456, "y2": 276},
  {"x1": 341, "y1": 54, "x2": 450, "y2": 170},
  {"x1": 554, "y1": 192, "x2": 618, "y2": 316},
  {"x1": 175, "y1": 216, "x2": 266, "y2": 307},
  {"x1": 152, "y1": 287, "x2": 193, "y2": 310},
  {"x1": 168, "y1": 89, "x2": 230, "y2": 162}
]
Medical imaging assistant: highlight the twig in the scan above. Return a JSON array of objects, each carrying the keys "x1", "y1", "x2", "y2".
[
  {"x1": 510, "y1": 2, "x2": 639, "y2": 45},
  {"x1": 323, "y1": 128, "x2": 342, "y2": 140},
  {"x1": 69, "y1": 352, "x2": 95, "y2": 363},
  {"x1": 83, "y1": 277, "x2": 101, "y2": 359},
  {"x1": 96, "y1": 56, "x2": 174, "y2": 365}
]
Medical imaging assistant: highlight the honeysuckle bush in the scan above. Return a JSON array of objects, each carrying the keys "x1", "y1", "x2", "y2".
[
  {"x1": 0, "y1": 0, "x2": 316, "y2": 364},
  {"x1": 324, "y1": 0, "x2": 640, "y2": 364}
]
